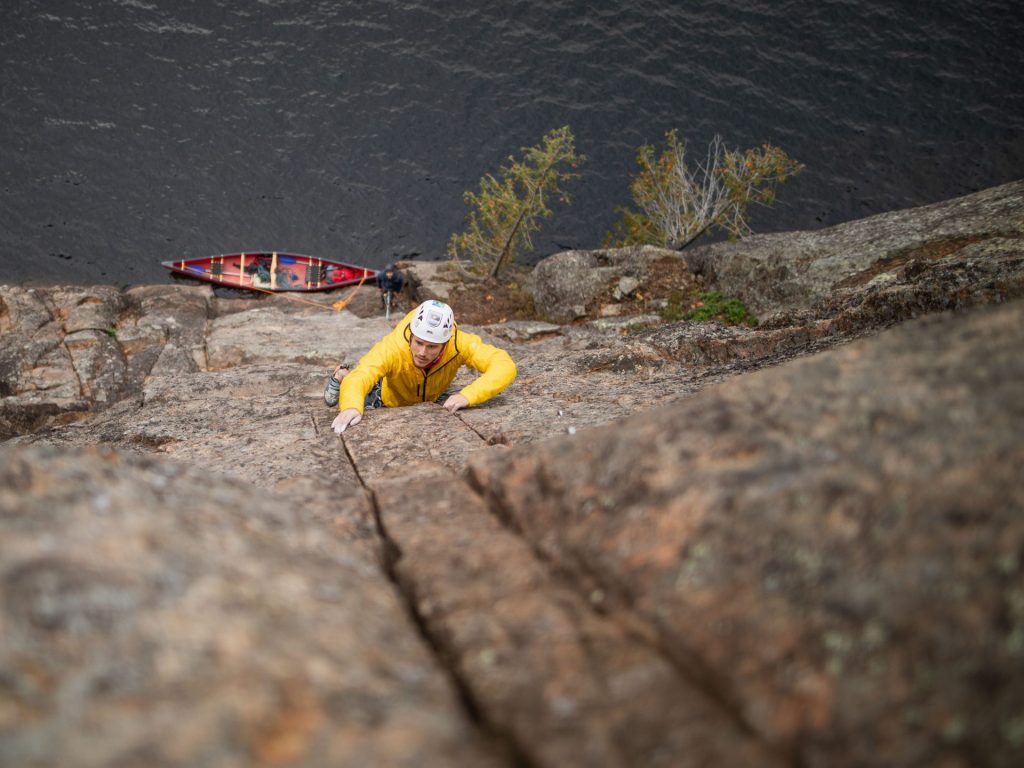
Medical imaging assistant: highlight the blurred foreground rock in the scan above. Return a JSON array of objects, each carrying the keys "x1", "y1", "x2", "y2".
[
  {"x1": 0, "y1": 444, "x2": 504, "y2": 768},
  {"x1": 470, "y1": 301, "x2": 1024, "y2": 767},
  {"x1": 2, "y1": 182, "x2": 1024, "y2": 767}
]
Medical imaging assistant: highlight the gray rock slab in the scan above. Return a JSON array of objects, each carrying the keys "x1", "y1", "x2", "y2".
[
  {"x1": 586, "y1": 314, "x2": 663, "y2": 332},
  {"x1": 481, "y1": 319, "x2": 562, "y2": 342},
  {"x1": 6, "y1": 182, "x2": 1024, "y2": 768},
  {"x1": 687, "y1": 179, "x2": 1024, "y2": 315},
  {"x1": 338, "y1": 404, "x2": 493, "y2": 485},
  {"x1": 206, "y1": 307, "x2": 391, "y2": 370},
  {"x1": 25, "y1": 364, "x2": 369, "y2": 523}
]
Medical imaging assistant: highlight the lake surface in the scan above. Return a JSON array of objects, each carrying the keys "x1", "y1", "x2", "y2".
[{"x1": 2, "y1": 0, "x2": 1022, "y2": 286}]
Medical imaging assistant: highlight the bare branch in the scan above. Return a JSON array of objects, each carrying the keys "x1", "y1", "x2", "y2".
[{"x1": 608, "y1": 131, "x2": 803, "y2": 251}]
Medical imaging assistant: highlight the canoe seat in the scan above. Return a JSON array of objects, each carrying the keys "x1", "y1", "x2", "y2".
[
  {"x1": 209, "y1": 262, "x2": 224, "y2": 276},
  {"x1": 305, "y1": 265, "x2": 324, "y2": 283}
]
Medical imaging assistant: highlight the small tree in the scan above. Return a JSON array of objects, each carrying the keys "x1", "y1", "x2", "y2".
[
  {"x1": 448, "y1": 126, "x2": 582, "y2": 279},
  {"x1": 607, "y1": 130, "x2": 803, "y2": 250}
]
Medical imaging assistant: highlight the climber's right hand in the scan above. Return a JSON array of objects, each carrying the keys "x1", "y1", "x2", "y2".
[{"x1": 332, "y1": 409, "x2": 362, "y2": 434}]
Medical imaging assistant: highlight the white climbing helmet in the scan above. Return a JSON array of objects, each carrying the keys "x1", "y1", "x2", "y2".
[{"x1": 410, "y1": 300, "x2": 454, "y2": 344}]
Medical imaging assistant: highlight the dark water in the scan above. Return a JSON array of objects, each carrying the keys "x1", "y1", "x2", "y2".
[{"x1": 2, "y1": 0, "x2": 1022, "y2": 287}]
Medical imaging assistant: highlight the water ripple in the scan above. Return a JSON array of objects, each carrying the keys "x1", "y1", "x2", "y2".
[{"x1": 1, "y1": 0, "x2": 1022, "y2": 285}]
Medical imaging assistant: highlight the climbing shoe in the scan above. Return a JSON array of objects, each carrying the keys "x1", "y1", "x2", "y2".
[
  {"x1": 323, "y1": 375, "x2": 340, "y2": 407},
  {"x1": 323, "y1": 365, "x2": 349, "y2": 407}
]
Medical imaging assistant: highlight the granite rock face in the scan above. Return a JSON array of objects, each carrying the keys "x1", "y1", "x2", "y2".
[
  {"x1": 2, "y1": 183, "x2": 1024, "y2": 767},
  {"x1": 0, "y1": 284, "x2": 211, "y2": 439},
  {"x1": 205, "y1": 306, "x2": 391, "y2": 370},
  {"x1": 684, "y1": 179, "x2": 1024, "y2": 315},
  {"x1": 529, "y1": 180, "x2": 1024, "y2": 323},
  {"x1": 469, "y1": 301, "x2": 1024, "y2": 767}
]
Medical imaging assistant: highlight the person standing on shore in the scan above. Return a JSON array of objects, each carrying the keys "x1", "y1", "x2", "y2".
[
  {"x1": 324, "y1": 300, "x2": 516, "y2": 433},
  {"x1": 375, "y1": 262, "x2": 404, "y2": 308}
]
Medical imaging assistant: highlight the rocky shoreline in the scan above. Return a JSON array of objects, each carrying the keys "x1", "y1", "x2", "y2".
[{"x1": 2, "y1": 181, "x2": 1023, "y2": 766}]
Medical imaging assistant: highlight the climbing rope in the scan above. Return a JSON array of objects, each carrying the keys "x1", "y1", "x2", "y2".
[{"x1": 331, "y1": 270, "x2": 369, "y2": 311}]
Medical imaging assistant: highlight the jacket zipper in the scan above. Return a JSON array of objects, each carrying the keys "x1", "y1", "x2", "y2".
[{"x1": 408, "y1": 328, "x2": 459, "y2": 403}]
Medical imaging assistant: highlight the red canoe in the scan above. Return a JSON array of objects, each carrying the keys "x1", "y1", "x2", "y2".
[{"x1": 162, "y1": 252, "x2": 377, "y2": 293}]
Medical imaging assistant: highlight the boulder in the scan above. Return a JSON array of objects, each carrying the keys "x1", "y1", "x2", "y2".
[
  {"x1": 611, "y1": 275, "x2": 641, "y2": 301},
  {"x1": 400, "y1": 260, "x2": 462, "y2": 302},
  {"x1": 530, "y1": 245, "x2": 699, "y2": 323},
  {"x1": 532, "y1": 250, "x2": 613, "y2": 321}
]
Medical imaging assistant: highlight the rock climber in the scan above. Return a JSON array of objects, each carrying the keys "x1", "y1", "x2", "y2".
[{"x1": 325, "y1": 299, "x2": 516, "y2": 434}]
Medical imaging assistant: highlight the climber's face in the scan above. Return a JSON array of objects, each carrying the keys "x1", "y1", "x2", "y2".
[{"x1": 410, "y1": 335, "x2": 445, "y2": 368}]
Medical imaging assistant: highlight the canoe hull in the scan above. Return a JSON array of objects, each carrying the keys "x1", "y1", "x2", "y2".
[{"x1": 162, "y1": 253, "x2": 377, "y2": 293}]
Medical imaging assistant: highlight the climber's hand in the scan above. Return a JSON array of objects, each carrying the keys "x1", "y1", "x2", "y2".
[
  {"x1": 443, "y1": 394, "x2": 469, "y2": 414},
  {"x1": 332, "y1": 409, "x2": 362, "y2": 434}
]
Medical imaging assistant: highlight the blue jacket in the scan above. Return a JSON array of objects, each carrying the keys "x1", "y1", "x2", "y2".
[{"x1": 376, "y1": 269, "x2": 404, "y2": 292}]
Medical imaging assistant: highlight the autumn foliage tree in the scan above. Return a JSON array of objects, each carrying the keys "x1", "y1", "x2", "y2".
[
  {"x1": 448, "y1": 126, "x2": 582, "y2": 279},
  {"x1": 606, "y1": 130, "x2": 803, "y2": 250}
]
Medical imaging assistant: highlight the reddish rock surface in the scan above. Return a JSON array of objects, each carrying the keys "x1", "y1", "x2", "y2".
[
  {"x1": 2, "y1": 182, "x2": 1023, "y2": 766},
  {"x1": 469, "y1": 301, "x2": 1024, "y2": 767}
]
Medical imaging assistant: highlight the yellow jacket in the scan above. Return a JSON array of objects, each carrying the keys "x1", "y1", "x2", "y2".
[{"x1": 338, "y1": 309, "x2": 517, "y2": 413}]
